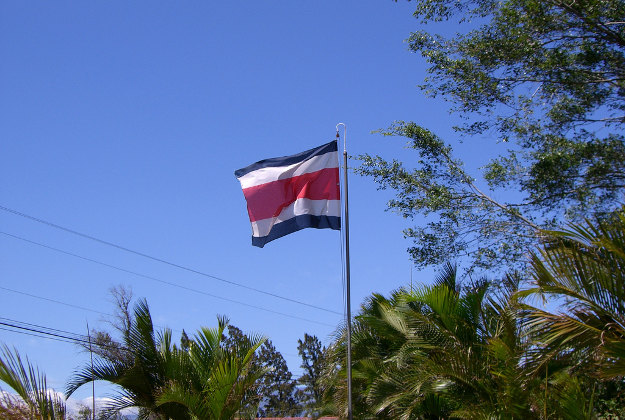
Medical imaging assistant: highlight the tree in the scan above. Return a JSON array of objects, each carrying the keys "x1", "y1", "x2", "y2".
[
  {"x1": 155, "y1": 320, "x2": 267, "y2": 420},
  {"x1": 180, "y1": 330, "x2": 191, "y2": 352},
  {"x1": 521, "y1": 207, "x2": 625, "y2": 379},
  {"x1": 67, "y1": 299, "x2": 190, "y2": 419},
  {"x1": 324, "y1": 264, "x2": 596, "y2": 419},
  {"x1": 358, "y1": 0, "x2": 625, "y2": 272},
  {"x1": 296, "y1": 334, "x2": 326, "y2": 417},
  {"x1": 255, "y1": 340, "x2": 298, "y2": 418},
  {"x1": 68, "y1": 300, "x2": 266, "y2": 420},
  {"x1": 106, "y1": 285, "x2": 134, "y2": 342},
  {"x1": 221, "y1": 324, "x2": 263, "y2": 415},
  {"x1": 0, "y1": 391, "x2": 34, "y2": 419},
  {"x1": 76, "y1": 404, "x2": 127, "y2": 420},
  {"x1": 223, "y1": 325, "x2": 299, "y2": 418},
  {"x1": 358, "y1": 124, "x2": 543, "y2": 273},
  {"x1": 80, "y1": 285, "x2": 133, "y2": 366},
  {"x1": 0, "y1": 345, "x2": 67, "y2": 419}
]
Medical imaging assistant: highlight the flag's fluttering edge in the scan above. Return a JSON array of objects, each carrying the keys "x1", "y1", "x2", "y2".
[{"x1": 235, "y1": 140, "x2": 341, "y2": 248}]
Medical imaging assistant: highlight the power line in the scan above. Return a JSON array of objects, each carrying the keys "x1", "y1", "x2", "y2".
[
  {"x1": 0, "y1": 317, "x2": 87, "y2": 341},
  {"x1": 0, "y1": 319, "x2": 93, "y2": 346},
  {"x1": 0, "y1": 318, "x2": 324, "y2": 376},
  {"x1": 0, "y1": 318, "x2": 139, "y2": 355},
  {"x1": 0, "y1": 285, "x2": 110, "y2": 317},
  {"x1": 0, "y1": 325, "x2": 80, "y2": 346},
  {"x1": 0, "y1": 231, "x2": 336, "y2": 327},
  {"x1": 0, "y1": 323, "x2": 332, "y2": 416},
  {"x1": 0, "y1": 322, "x2": 324, "y2": 384},
  {"x1": 0, "y1": 285, "x2": 180, "y2": 334},
  {"x1": 0, "y1": 319, "x2": 332, "y2": 405},
  {"x1": 0, "y1": 205, "x2": 341, "y2": 315}
]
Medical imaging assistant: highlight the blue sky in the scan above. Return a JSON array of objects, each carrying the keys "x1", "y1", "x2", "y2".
[{"x1": 0, "y1": 0, "x2": 500, "y2": 405}]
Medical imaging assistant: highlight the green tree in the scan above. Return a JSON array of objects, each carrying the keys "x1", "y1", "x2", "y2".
[
  {"x1": 76, "y1": 404, "x2": 128, "y2": 420},
  {"x1": 221, "y1": 324, "x2": 263, "y2": 415},
  {"x1": 0, "y1": 345, "x2": 67, "y2": 419},
  {"x1": 223, "y1": 325, "x2": 299, "y2": 418},
  {"x1": 521, "y1": 207, "x2": 625, "y2": 379},
  {"x1": 155, "y1": 321, "x2": 266, "y2": 420},
  {"x1": 359, "y1": 0, "x2": 625, "y2": 272},
  {"x1": 180, "y1": 330, "x2": 191, "y2": 352},
  {"x1": 296, "y1": 334, "x2": 326, "y2": 418},
  {"x1": 67, "y1": 299, "x2": 190, "y2": 419},
  {"x1": 324, "y1": 265, "x2": 594, "y2": 419},
  {"x1": 255, "y1": 340, "x2": 298, "y2": 418},
  {"x1": 67, "y1": 299, "x2": 265, "y2": 420}
]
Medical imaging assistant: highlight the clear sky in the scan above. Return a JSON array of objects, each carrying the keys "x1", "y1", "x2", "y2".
[{"x1": 0, "y1": 0, "x2": 497, "y2": 407}]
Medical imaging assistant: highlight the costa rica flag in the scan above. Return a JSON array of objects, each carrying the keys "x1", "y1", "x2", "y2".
[{"x1": 235, "y1": 141, "x2": 341, "y2": 247}]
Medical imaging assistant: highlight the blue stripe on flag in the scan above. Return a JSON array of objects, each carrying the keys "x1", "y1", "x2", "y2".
[
  {"x1": 234, "y1": 140, "x2": 337, "y2": 178},
  {"x1": 251, "y1": 214, "x2": 341, "y2": 248}
]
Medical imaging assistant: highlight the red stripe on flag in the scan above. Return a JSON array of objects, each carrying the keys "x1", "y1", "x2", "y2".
[{"x1": 242, "y1": 168, "x2": 340, "y2": 222}]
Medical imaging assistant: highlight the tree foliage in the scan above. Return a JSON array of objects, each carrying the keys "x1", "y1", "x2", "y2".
[
  {"x1": 255, "y1": 340, "x2": 298, "y2": 418},
  {"x1": 296, "y1": 334, "x2": 326, "y2": 418},
  {"x1": 67, "y1": 299, "x2": 190, "y2": 419},
  {"x1": 324, "y1": 265, "x2": 596, "y2": 419},
  {"x1": 67, "y1": 300, "x2": 266, "y2": 420},
  {"x1": 222, "y1": 325, "x2": 300, "y2": 418},
  {"x1": 0, "y1": 345, "x2": 67, "y2": 420},
  {"x1": 359, "y1": 123, "x2": 542, "y2": 272},
  {"x1": 359, "y1": 0, "x2": 625, "y2": 272},
  {"x1": 76, "y1": 291, "x2": 301, "y2": 419},
  {"x1": 324, "y1": 207, "x2": 625, "y2": 418},
  {"x1": 521, "y1": 207, "x2": 625, "y2": 379},
  {"x1": 79, "y1": 285, "x2": 133, "y2": 366},
  {"x1": 75, "y1": 404, "x2": 128, "y2": 420},
  {"x1": 156, "y1": 321, "x2": 266, "y2": 420}
]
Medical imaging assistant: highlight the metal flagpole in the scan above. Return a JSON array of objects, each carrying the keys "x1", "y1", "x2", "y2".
[
  {"x1": 336, "y1": 123, "x2": 353, "y2": 420},
  {"x1": 86, "y1": 321, "x2": 96, "y2": 420}
]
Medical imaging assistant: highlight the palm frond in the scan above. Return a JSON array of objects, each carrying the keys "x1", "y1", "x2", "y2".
[
  {"x1": 0, "y1": 345, "x2": 66, "y2": 419},
  {"x1": 523, "y1": 208, "x2": 625, "y2": 378}
]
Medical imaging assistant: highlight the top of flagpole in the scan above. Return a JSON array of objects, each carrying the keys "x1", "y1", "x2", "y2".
[{"x1": 336, "y1": 122, "x2": 346, "y2": 153}]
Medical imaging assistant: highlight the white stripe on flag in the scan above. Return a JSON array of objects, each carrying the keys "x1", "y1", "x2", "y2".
[
  {"x1": 251, "y1": 198, "x2": 341, "y2": 238},
  {"x1": 238, "y1": 151, "x2": 339, "y2": 190}
]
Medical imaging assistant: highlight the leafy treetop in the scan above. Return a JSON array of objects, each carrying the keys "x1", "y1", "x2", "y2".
[{"x1": 359, "y1": 0, "x2": 625, "y2": 272}]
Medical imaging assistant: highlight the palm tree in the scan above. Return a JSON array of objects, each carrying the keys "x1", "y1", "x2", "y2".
[
  {"x1": 326, "y1": 264, "x2": 499, "y2": 418},
  {"x1": 366, "y1": 267, "x2": 539, "y2": 419},
  {"x1": 520, "y1": 208, "x2": 625, "y2": 379},
  {"x1": 0, "y1": 345, "x2": 67, "y2": 419},
  {"x1": 156, "y1": 322, "x2": 266, "y2": 419},
  {"x1": 324, "y1": 264, "x2": 589, "y2": 419},
  {"x1": 67, "y1": 299, "x2": 265, "y2": 419},
  {"x1": 67, "y1": 299, "x2": 189, "y2": 419}
]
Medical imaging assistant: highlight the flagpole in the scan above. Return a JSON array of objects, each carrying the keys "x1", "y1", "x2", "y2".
[
  {"x1": 336, "y1": 123, "x2": 353, "y2": 420},
  {"x1": 86, "y1": 321, "x2": 95, "y2": 420}
]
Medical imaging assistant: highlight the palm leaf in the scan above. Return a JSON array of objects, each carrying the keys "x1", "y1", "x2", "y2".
[
  {"x1": 523, "y1": 208, "x2": 625, "y2": 378},
  {"x1": 0, "y1": 345, "x2": 66, "y2": 419}
]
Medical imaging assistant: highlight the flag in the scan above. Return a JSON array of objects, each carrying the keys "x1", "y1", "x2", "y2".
[{"x1": 235, "y1": 140, "x2": 341, "y2": 247}]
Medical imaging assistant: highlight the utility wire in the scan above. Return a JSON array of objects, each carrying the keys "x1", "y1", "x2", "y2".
[
  {"x1": 0, "y1": 323, "x2": 328, "y2": 412},
  {"x1": 0, "y1": 318, "x2": 136, "y2": 354},
  {"x1": 0, "y1": 319, "x2": 329, "y2": 402},
  {"x1": 0, "y1": 205, "x2": 341, "y2": 315},
  {"x1": 0, "y1": 321, "x2": 324, "y2": 389},
  {"x1": 0, "y1": 317, "x2": 86, "y2": 341},
  {"x1": 0, "y1": 285, "x2": 110, "y2": 317},
  {"x1": 0, "y1": 318, "x2": 319, "y2": 375},
  {"x1": 0, "y1": 231, "x2": 336, "y2": 327},
  {"x1": 0, "y1": 319, "x2": 93, "y2": 346},
  {"x1": 0, "y1": 285, "x2": 179, "y2": 334},
  {"x1": 0, "y1": 325, "x2": 79, "y2": 346}
]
